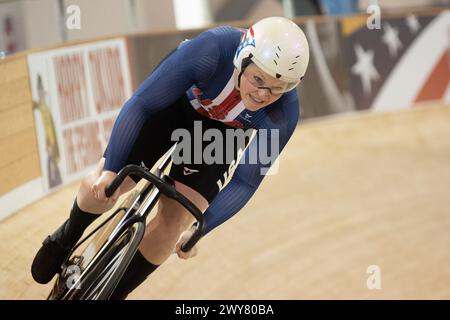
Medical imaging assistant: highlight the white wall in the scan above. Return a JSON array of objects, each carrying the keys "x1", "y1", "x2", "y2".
[
  {"x1": 134, "y1": 0, "x2": 176, "y2": 32},
  {"x1": 3, "y1": 0, "x2": 448, "y2": 55},
  {"x1": 209, "y1": 0, "x2": 285, "y2": 22},
  {"x1": 21, "y1": 0, "x2": 61, "y2": 49},
  {"x1": 62, "y1": 0, "x2": 176, "y2": 40},
  {"x1": 172, "y1": 0, "x2": 212, "y2": 29},
  {"x1": 63, "y1": 0, "x2": 131, "y2": 41},
  {"x1": 247, "y1": 0, "x2": 284, "y2": 21},
  {"x1": 359, "y1": 0, "x2": 449, "y2": 10},
  {"x1": 0, "y1": 0, "x2": 177, "y2": 53},
  {"x1": 0, "y1": 0, "x2": 27, "y2": 54}
]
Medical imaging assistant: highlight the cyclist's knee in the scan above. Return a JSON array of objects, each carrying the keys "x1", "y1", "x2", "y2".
[
  {"x1": 157, "y1": 182, "x2": 207, "y2": 232},
  {"x1": 77, "y1": 172, "x2": 110, "y2": 213},
  {"x1": 157, "y1": 197, "x2": 195, "y2": 234},
  {"x1": 81, "y1": 170, "x2": 97, "y2": 192},
  {"x1": 77, "y1": 164, "x2": 136, "y2": 213},
  {"x1": 79, "y1": 158, "x2": 105, "y2": 197}
]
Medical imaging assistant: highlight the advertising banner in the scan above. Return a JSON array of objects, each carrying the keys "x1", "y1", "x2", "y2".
[{"x1": 28, "y1": 38, "x2": 132, "y2": 191}]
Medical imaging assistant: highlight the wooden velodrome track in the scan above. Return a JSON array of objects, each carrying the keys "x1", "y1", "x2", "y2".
[{"x1": 1, "y1": 104, "x2": 449, "y2": 300}]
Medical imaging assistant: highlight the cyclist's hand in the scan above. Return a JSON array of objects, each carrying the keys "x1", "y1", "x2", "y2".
[
  {"x1": 91, "y1": 170, "x2": 120, "y2": 203},
  {"x1": 175, "y1": 228, "x2": 198, "y2": 260}
]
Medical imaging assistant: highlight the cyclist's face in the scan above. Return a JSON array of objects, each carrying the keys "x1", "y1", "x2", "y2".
[{"x1": 237, "y1": 63, "x2": 288, "y2": 111}]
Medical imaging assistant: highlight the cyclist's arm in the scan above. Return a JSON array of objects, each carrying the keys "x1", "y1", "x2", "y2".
[
  {"x1": 104, "y1": 31, "x2": 220, "y2": 173},
  {"x1": 202, "y1": 93, "x2": 300, "y2": 235}
]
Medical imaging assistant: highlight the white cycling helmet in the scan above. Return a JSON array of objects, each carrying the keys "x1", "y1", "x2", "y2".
[{"x1": 234, "y1": 16, "x2": 309, "y2": 92}]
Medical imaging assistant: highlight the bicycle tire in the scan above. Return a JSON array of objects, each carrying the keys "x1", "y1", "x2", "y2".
[{"x1": 65, "y1": 221, "x2": 145, "y2": 300}]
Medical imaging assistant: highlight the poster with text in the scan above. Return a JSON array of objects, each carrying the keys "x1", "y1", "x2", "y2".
[{"x1": 28, "y1": 38, "x2": 132, "y2": 191}]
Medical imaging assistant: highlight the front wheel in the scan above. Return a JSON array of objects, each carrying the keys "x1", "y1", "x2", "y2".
[{"x1": 60, "y1": 221, "x2": 144, "y2": 300}]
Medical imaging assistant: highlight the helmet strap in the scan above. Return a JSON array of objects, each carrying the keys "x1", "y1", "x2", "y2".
[{"x1": 237, "y1": 54, "x2": 253, "y2": 89}]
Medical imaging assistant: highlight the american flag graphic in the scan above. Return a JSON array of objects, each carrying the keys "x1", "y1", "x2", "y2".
[{"x1": 343, "y1": 11, "x2": 449, "y2": 111}]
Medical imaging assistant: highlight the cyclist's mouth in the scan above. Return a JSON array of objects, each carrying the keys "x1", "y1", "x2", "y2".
[{"x1": 249, "y1": 94, "x2": 264, "y2": 104}]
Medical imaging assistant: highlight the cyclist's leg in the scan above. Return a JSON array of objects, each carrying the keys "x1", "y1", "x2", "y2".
[
  {"x1": 31, "y1": 157, "x2": 137, "y2": 284},
  {"x1": 109, "y1": 182, "x2": 208, "y2": 300},
  {"x1": 139, "y1": 181, "x2": 209, "y2": 264},
  {"x1": 109, "y1": 167, "x2": 234, "y2": 300},
  {"x1": 59, "y1": 157, "x2": 137, "y2": 245}
]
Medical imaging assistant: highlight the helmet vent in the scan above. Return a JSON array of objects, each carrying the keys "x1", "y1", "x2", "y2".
[{"x1": 273, "y1": 60, "x2": 278, "y2": 65}]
